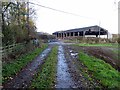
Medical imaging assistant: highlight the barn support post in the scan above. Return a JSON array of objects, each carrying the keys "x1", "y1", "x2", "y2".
[
  {"x1": 65, "y1": 32, "x2": 66, "y2": 37},
  {"x1": 57, "y1": 33, "x2": 59, "y2": 38},
  {"x1": 78, "y1": 32, "x2": 79, "y2": 36},
  {"x1": 61, "y1": 33, "x2": 62, "y2": 39},
  {"x1": 83, "y1": 31, "x2": 86, "y2": 43},
  {"x1": 70, "y1": 32, "x2": 71, "y2": 37},
  {"x1": 107, "y1": 30, "x2": 108, "y2": 42},
  {"x1": 64, "y1": 33, "x2": 65, "y2": 37},
  {"x1": 62, "y1": 33, "x2": 63, "y2": 39},
  {"x1": 73, "y1": 32, "x2": 75, "y2": 37},
  {"x1": 66, "y1": 33, "x2": 68, "y2": 37},
  {"x1": 60, "y1": 33, "x2": 61, "y2": 38},
  {"x1": 61, "y1": 32, "x2": 63, "y2": 39},
  {"x1": 83, "y1": 31, "x2": 86, "y2": 37},
  {"x1": 68, "y1": 33, "x2": 70, "y2": 37},
  {"x1": 56, "y1": 33, "x2": 58, "y2": 38},
  {"x1": 65, "y1": 32, "x2": 67, "y2": 38},
  {"x1": 62, "y1": 33, "x2": 64, "y2": 39},
  {"x1": 58, "y1": 33, "x2": 59, "y2": 38},
  {"x1": 55, "y1": 33, "x2": 57, "y2": 39}
]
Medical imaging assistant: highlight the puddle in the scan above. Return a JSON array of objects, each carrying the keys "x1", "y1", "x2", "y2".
[
  {"x1": 70, "y1": 50, "x2": 73, "y2": 53},
  {"x1": 55, "y1": 45, "x2": 75, "y2": 88},
  {"x1": 69, "y1": 50, "x2": 78, "y2": 58},
  {"x1": 49, "y1": 41, "x2": 75, "y2": 45},
  {"x1": 70, "y1": 53, "x2": 78, "y2": 58},
  {"x1": 4, "y1": 47, "x2": 52, "y2": 88}
]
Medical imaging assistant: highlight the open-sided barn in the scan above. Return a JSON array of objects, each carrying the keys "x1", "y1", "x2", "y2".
[{"x1": 53, "y1": 25, "x2": 108, "y2": 39}]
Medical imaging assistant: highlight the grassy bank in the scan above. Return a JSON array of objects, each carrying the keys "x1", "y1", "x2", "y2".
[
  {"x1": 78, "y1": 51, "x2": 120, "y2": 88},
  {"x1": 77, "y1": 43, "x2": 118, "y2": 47},
  {"x1": 2, "y1": 43, "x2": 48, "y2": 83},
  {"x1": 30, "y1": 46, "x2": 58, "y2": 88}
]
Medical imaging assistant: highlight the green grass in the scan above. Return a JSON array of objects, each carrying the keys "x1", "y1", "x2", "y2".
[
  {"x1": 77, "y1": 43, "x2": 116, "y2": 47},
  {"x1": 78, "y1": 51, "x2": 120, "y2": 88},
  {"x1": 30, "y1": 46, "x2": 58, "y2": 88},
  {"x1": 2, "y1": 43, "x2": 48, "y2": 83}
]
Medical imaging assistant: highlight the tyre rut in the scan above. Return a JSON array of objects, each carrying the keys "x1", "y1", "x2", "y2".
[{"x1": 3, "y1": 46, "x2": 52, "y2": 88}]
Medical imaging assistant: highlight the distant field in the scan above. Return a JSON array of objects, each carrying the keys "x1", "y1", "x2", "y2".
[
  {"x1": 77, "y1": 43, "x2": 119, "y2": 47},
  {"x1": 63, "y1": 39, "x2": 119, "y2": 47}
]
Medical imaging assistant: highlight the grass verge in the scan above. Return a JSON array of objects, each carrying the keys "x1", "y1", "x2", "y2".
[
  {"x1": 2, "y1": 43, "x2": 48, "y2": 83},
  {"x1": 30, "y1": 46, "x2": 58, "y2": 88},
  {"x1": 78, "y1": 51, "x2": 120, "y2": 88}
]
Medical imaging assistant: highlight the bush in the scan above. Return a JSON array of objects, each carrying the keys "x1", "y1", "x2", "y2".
[{"x1": 117, "y1": 37, "x2": 120, "y2": 44}]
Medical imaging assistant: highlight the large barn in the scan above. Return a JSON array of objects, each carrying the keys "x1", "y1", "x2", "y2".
[{"x1": 53, "y1": 25, "x2": 108, "y2": 39}]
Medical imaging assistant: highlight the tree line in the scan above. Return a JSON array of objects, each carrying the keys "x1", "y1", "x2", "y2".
[{"x1": 2, "y1": 1, "x2": 37, "y2": 46}]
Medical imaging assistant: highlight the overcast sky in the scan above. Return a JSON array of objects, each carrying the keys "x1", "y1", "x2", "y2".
[{"x1": 30, "y1": 0, "x2": 119, "y2": 34}]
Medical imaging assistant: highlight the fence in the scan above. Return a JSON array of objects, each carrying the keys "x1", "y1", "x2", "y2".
[
  {"x1": 0, "y1": 43, "x2": 27, "y2": 58},
  {"x1": 1, "y1": 39, "x2": 42, "y2": 60}
]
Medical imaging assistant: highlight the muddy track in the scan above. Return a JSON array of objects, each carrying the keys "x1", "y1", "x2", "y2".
[
  {"x1": 55, "y1": 43, "x2": 101, "y2": 88},
  {"x1": 3, "y1": 46, "x2": 52, "y2": 88},
  {"x1": 55, "y1": 45, "x2": 75, "y2": 88},
  {"x1": 3, "y1": 41, "x2": 117, "y2": 89},
  {"x1": 63, "y1": 45, "x2": 101, "y2": 88}
]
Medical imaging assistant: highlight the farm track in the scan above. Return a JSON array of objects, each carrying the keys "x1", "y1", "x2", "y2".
[
  {"x1": 3, "y1": 41, "x2": 119, "y2": 88},
  {"x1": 3, "y1": 46, "x2": 52, "y2": 88},
  {"x1": 63, "y1": 45, "x2": 101, "y2": 88},
  {"x1": 54, "y1": 42, "x2": 101, "y2": 88},
  {"x1": 55, "y1": 45, "x2": 75, "y2": 88}
]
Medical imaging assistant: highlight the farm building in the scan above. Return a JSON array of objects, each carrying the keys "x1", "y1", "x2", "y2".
[{"x1": 53, "y1": 25, "x2": 108, "y2": 39}]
